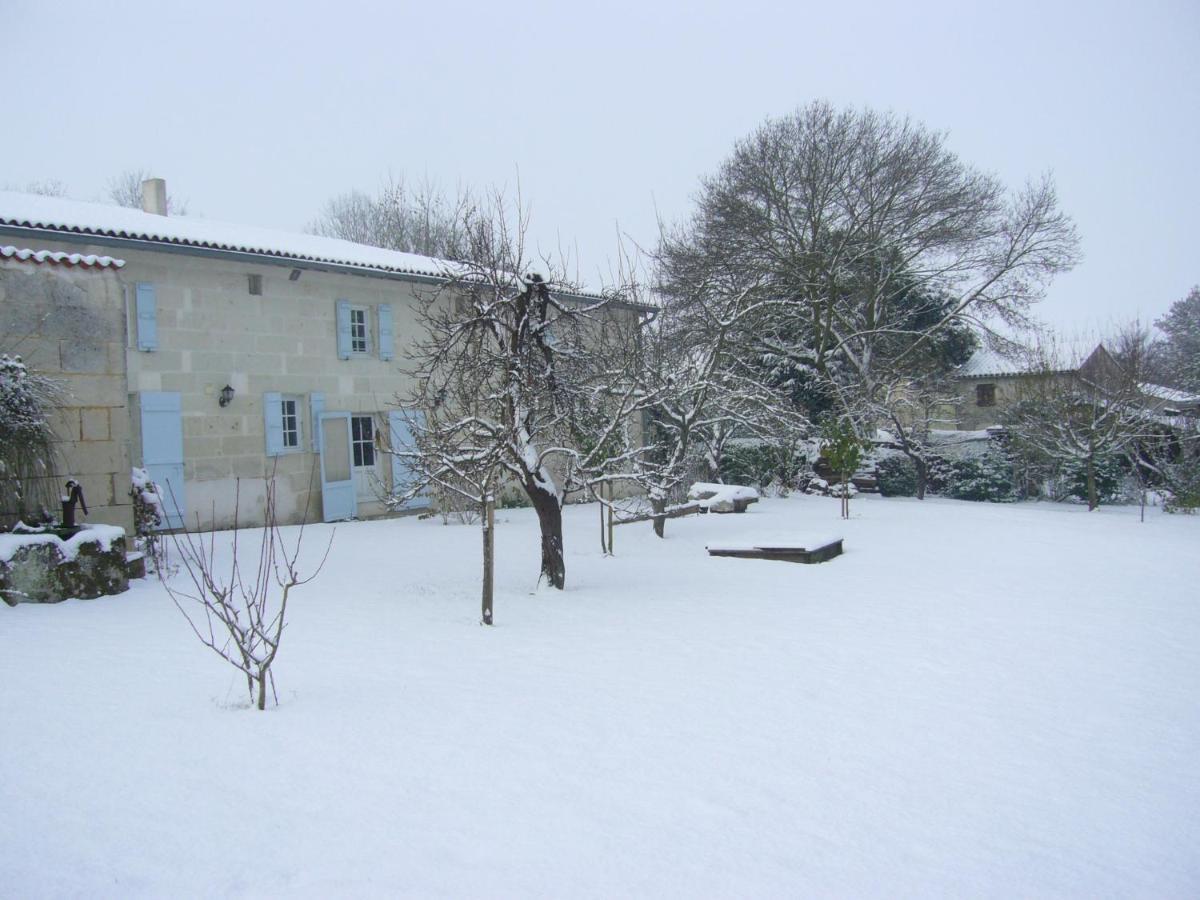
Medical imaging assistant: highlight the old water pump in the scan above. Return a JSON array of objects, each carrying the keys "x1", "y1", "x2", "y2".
[{"x1": 61, "y1": 480, "x2": 88, "y2": 529}]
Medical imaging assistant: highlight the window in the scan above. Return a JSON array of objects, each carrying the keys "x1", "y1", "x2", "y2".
[
  {"x1": 248, "y1": 274, "x2": 263, "y2": 295},
  {"x1": 351, "y1": 415, "x2": 375, "y2": 468},
  {"x1": 350, "y1": 306, "x2": 370, "y2": 354},
  {"x1": 265, "y1": 392, "x2": 305, "y2": 455},
  {"x1": 281, "y1": 397, "x2": 301, "y2": 449},
  {"x1": 976, "y1": 383, "x2": 996, "y2": 407}
]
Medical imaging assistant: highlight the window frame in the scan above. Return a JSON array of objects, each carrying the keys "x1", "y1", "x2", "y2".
[
  {"x1": 280, "y1": 395, "x2": 303, "y2": 452},
  {"x1": 975, "y1": 383, "x2": 997, "y2": 408},
  {"x1": 349, "y1": 305, "x2": 372, "y2": 355},
  {"x1": 350, "y1": 414, "x2": 376, "y2": 469}
]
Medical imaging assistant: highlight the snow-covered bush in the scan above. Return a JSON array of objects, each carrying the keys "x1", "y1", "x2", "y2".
[
  {"x1": 1163, "y1": 464, "x2": 1200, "y2": 513},
  {"x1": 129, "y1": 468, "x2": 166, "y2": 570},
  {"x1": 941, "y1": 447, "x2": 1017, "y2": 503},
  {"x1": 719, "y1": 441, "x2": 808, "y2": 491},
  {"x1": 876, "y1": 455, "x2": 918, "y2": 497},
  {"x1": 1062, "y1": 454, "x2": 1124, "y2": 505},
  {"x1": 0, "y1": 355, "x2": 63, "y2": 528}
]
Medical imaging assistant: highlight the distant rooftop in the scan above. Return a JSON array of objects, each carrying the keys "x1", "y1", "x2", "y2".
[{"x1": 1139, "y1": 382, "x2": 1200, "y2": 404}]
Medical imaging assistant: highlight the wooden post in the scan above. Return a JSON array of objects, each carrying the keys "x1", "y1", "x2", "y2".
[{"x1": 481, "y1": 493, "x2": 495, "y2": 625}]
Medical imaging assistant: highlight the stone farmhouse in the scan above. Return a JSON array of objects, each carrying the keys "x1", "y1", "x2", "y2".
[
  {"x1": 951, "y1": 343, "x2": 1200, "y2": 431},
  {"x1": 0, "y1": 181, "x2": 636, "y2": 533}
]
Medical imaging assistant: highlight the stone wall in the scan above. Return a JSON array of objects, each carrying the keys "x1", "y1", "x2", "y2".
[{"x1": 0, "y1": 258, "x2": 132, "y2": 531}]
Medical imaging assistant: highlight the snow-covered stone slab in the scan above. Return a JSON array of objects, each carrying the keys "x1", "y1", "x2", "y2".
[
  {"x1": 687, "y1": 482, "x2": 759, "y2": 513},
  {"x1": 0, "y1": 524, "x2": 131, "y2": 604},
  {"x1": 706, "y1": 534, "x2": 843, "y2": 564}
]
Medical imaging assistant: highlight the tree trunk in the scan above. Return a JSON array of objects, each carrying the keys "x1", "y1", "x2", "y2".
[
  {"x1": 481, "y1": 496, "x2": 494, "y2": 624},
  {"x1": 256, "y1": 671, "x2": 266, "y2": 711},
  {"x1": 1086, "y1": 456, "x2": 1098, "y2": 511},
  {"x1": 599, "y1": 488, "x2": 608, "y2": 555},
  {"x1": 528, "y1": 486, "x2": 566, "y2": 589},
  {"x1": 606, "y1": 482, "x2": 615, "y2": 554},
  {"x1": 651, "y1": 496, "x2": 667, "y2": 539},
  {"x1": 914, "y1": 458, "x2": 928, "y2": 500}
]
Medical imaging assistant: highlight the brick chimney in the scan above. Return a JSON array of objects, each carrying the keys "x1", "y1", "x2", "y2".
[{"x1": 141, "y1": 178, "x2": 168, "y2": 216}]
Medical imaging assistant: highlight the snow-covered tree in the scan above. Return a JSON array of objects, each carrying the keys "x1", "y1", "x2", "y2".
[
  {"x1": 0, "y1": 354, "x2": 62, "y2": 526},
  {"x1": 1005, "y1": 343, "x2": 1147, "y2": 511},
  {"x1": 594, "y1": 275, "x2": 805, "y2": 538},
  {"x1": 658, "y1": 102, "x2": 1078, "y2": 420},
  {"x1": 1155, "y1": 286, "x2": 1200, "y2": 392},
  {"x1": 399, "y1": 197, "x2": 638, "y2": 590},
  {"x1": 868, "y1": 372, "x2": 960, "y2": 499}
]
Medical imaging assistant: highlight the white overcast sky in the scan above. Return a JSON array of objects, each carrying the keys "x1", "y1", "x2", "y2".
[{"x1": 2, "y1": 0, "x2": 1196, "y2": 333}]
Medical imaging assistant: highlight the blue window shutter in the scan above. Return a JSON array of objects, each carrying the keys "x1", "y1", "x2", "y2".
[
  {"x1": 335, "y1": 300, "x2": 352, "y2": 359},
  {"x1": 263, "y1": 392, "x2": 283, "y2": 456},
  {"x1": 388, "y1": 410, "x2": 406, "y2": 494},
  {"x1": 135, "y1": 283, "x2": 158, "y2": 351},
  {"x1": 139, "y1": 391, "x2": 185, "y2": 529},
  {"x1": 389, "y1": 410, "x2": 430, "y2": 508},
  {"x1": 378, "y1": 304, "x2": 395, "y2": 361},
  {"x1": 309, "y1": 392, "x2": 325, "y2": 452}
]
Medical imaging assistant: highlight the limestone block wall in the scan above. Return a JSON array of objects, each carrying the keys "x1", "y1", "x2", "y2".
[
  {"x1": 0, "y1": 258, "x2": 133, "y2": 530},
  {"x1": 121, "y1": 249, "x2": 431, "y2": 529}
]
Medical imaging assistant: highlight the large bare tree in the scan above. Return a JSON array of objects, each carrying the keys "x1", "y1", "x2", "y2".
[{"x1": 658, "y1": 101, "x2": 1079, "y2": 416}]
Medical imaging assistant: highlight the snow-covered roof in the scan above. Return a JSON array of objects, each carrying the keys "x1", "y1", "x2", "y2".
[
  {"x1": 1, "y1": 244, "x2": 124, "y2": 269},
  {"x1": 0, "y1": 191, "x2": 650, "y2": 311},
  {"x1": 1139, "y1": 382, "x2": 1200, "y2": 404},
  {"x1": 955, "y1": 348, "x2": 1030, "y2": 378},
  {"x1": 0, "y1": 190, "x2": 456, "y2": 280},
  {"x1": 957, "y1": 344, "x2": 1087, "y2": 379}
]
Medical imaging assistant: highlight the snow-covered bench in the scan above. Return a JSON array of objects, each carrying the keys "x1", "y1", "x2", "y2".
[
  {"x1": 706, "y1": 535, "x2": 843, "y2": 564},
  {"x1": 687, "y1": 483, "x2": 759, "y2": 514}
]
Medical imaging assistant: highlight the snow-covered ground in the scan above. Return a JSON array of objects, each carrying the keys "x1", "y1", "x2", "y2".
[{"x1": 3, "y1": 496, "x2": 1198, "y2": 897}]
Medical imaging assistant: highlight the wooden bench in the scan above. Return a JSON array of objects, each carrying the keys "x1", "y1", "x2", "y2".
[{"x1": 706, "y1": 537, "x2": 843, "y2": 564}]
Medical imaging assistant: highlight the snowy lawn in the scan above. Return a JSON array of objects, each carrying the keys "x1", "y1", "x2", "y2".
[{"x1": 2, "y1": 495, "x2": 1198, "y2": 897}]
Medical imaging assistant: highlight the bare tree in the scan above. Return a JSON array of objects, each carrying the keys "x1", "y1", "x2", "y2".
[
  {"x1": 398, "y1": 193, "x2": 636, "y2": 590},
  {"x1": 605, "y1": 280, "x2": 804, "y2": 537},
  {"x1": 867, "y1": 371, "x2": 961, "y2": 499},
  {"x1": 1112, "y1": 321, "x2": 1200, "y2": 516},
  {"x1": 162, "y1": 476, "x2": 331, "y2": 709},
  {"x1": 310, "y1": 176, "x2": 477, "y2": 259},
  {"x1": 105, "y1": 168, "x2": 188, "y2": 215},
  {"x1": 1005, "y1": 340, "x2": 1148, "y2": 511},
  {"x1": 658, "y1": 102, "x2": 1079, "y2": 418},
  {"x1": 4, "y1": 179, "x2": 67, "y2": 197}
]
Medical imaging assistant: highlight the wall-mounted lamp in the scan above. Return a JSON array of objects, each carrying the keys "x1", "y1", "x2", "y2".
[
  {"x1": 218, "y1": 384, "x2": 235, "y2": 408},
  {"x1": 289, "y1": 268, "x2": 302, "y2": 281}
]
